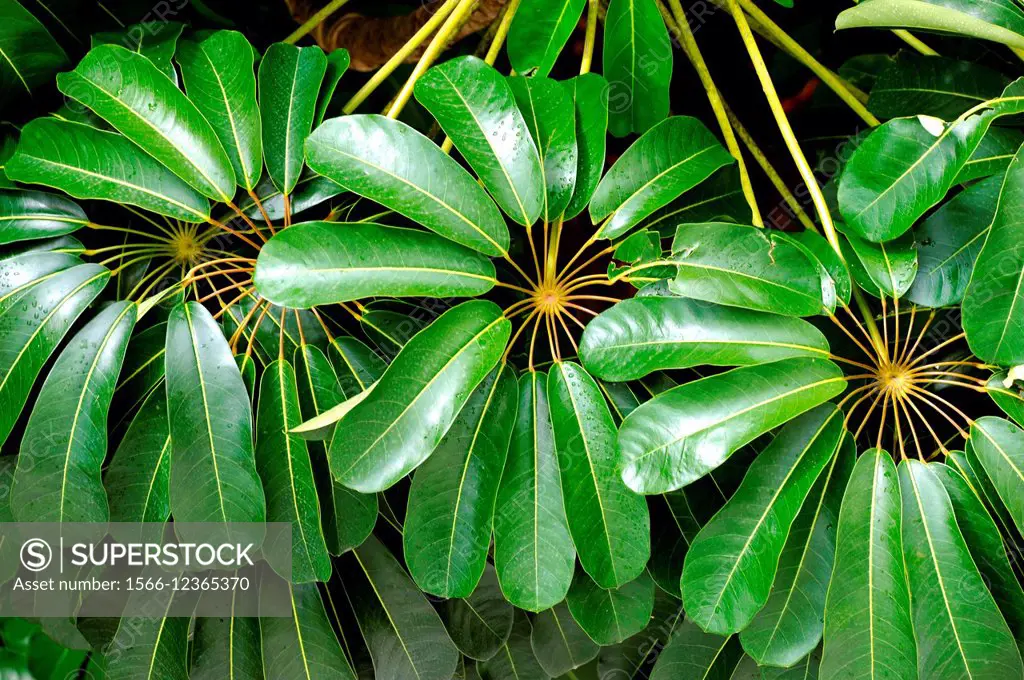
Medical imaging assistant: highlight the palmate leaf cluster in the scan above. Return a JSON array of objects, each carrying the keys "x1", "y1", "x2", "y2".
[{"x1": 4, "y1": 0, "x2": 1024, "y2": 679}]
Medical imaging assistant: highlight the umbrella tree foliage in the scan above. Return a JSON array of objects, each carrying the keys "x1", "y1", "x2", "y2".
[{"x1": 4, "y1": 0, "x2": 1024, "y2": 678}]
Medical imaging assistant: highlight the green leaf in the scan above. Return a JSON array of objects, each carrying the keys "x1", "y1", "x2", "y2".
[
  {"x1": 956, "y1": 126, "x2": 1024, "y2": 183},
  {"x1": 739, "y1": 436, "x2": 854, "y2": 666},
  {"x1": 932, "y1": 461, "x2": 1024, "y2": 653},
  {"x1": 294, "y1": 344, "x2": 376, "y2": 555},
  {"x1": 315, "y1": 49, "x2": 350, "y2": 126},
  {"x1": 963, "y1": 438, "x2": 1022, "y2": 547},
  {"x1": 762, "y1": 650, "x2": 821, "y2": 680},
  {"x1": 255, "y1": 359, "x2": 331, "y2": 582},
  {"x1": 580, "y1": 297, "x2": 831, "y2": 382},
  {"x1": 306, "y1": 114, "x2": 509, "y2": 256},
  {"x1": 603, "y1": 0, "x2": 672, "y2": 136},
  {"x1": 647, "y1": 485, "x2": 715, "y2": 598},
  {"x1": 494, "y1": 370, "x2": 575, "y2": 612},
  {"x1": 107, "y1": 597, "x2": 189, "y2": 680},
  {"x1": 837, "y1": 0, "x2": 1024, "y2": 49},
  {"x1": 259, "y1": 43, "x2": 327, "y2": 195},
  {"x1": 681, "y1": 405, "x2": 843, "y2": 635},
  {"x1": 566, "y1": 568, "x2": 655, "y2": 645},
  {"x1": 598, "y1": 589, "x2": 684, "y2": 677},
  {"x1": 165, "y1": 301, "x2": 266, "y2": 545},
  {"x1": 820, "y1": 450, "x2": 916, "y2": 680},
  {"x1": 638, "y1": 165, "x2": 750, "y2": 238},
  {"x1": 177, "y1": 31, "x2": 263, "y2": 192},
  {"x1": 898, "y1": 459, "x2": 1024, "y2": 678},
  {"x1": 968, "y1": 416, "x2": 1024, "y2": 534},
  {"x1": 988, "y1": 372, "x2": 1024, "y2": 427},
  {"x1": 564, "y1": 74, "x2": 608, "y2": 220},
  {"x1": 837, "y1": 112, "x2": 994, "y2": 242},
  {"x1": 907, "y1": 173, "x2": 1000, "y2": 307},
  {"x1": 841, "y1": 230, "x2": 918, "y2": 299},
  {"x1": 477, "y1": 611, "x2": 547, "y2": 680},
  {"x1": 964, "y1": 147, "x2": 1024, "y2": 365},
  {"x1": 649, "y1": 620, "x2": 743, "y2": 680},
  {"x1": 57, "y1": 45, "x2": 236, "y2": 201},
  {"x1": 590, "y1": 117, "x2": 734, "y2": 239},
  {"x1": 261, "y1": 581, "x2": 355, "y2": 679},
  {"x1": 619, "y1": 358, "x2": 845, "y2": 494},
  {"x1": 783, "y1": 229, "x2": 853, "y2": 308},
  {"x1": 6, "y1": 118, "x2": 211, "y2": 222},
  {"x1": 0, "y1": 262, "x2": 108, "y2": 447},
  {"x1": 869, "y1": 53, "x2": 1009, "y2": 120},
  {"x1": 405, "y1": 365, "x2": 517, "y2": 598},
  {"x1": 415, "y1": 56, "x2": 543, "y2": 226},
  {"x1": 439, "y1": 564, "x2": 514, "y2": 661},
  {"x1": 0, "y1": 0, "x2": 68, "y2": 105},
  {"x1": 104, "y1": 387, "x2": 171, "y2": 524},
  {"x1": 330, "y1": 300, "x2": 510, "y2": 492},
  {"x1": 669, "y1": 223, "x2": 825, "y2": 316},
  {"x1": 530, "y1": 602, "x2": 598, "y2": 676},
  {"x1": 254, "y1": 221, "x2": 496, "y2": 308},
  {"x1": 548, "y1": 361, "x2": 650, "y2": 588},
  {"x1": 507, "y1": 76, "x2": 577, "y2": 222},
  {"x1": 239, "y1": 171, "x2": 343, "y2": 222},
  {"x1": 191, "y1": 615, "x2": 263, "y2": 680},
  {"x1": 93, "y1": 21, "x2": 185, "y2": 83},
  {"x1": 507, "y1": 0, "x2": 586, "y2": 77},
  {"x1": 329, "y1": 334, "x2": 386, "y2": 397},
  {"x1": 0, "y1": 190, "x2": 87, "y2": 245},
  {"x1": 10, "y1": 301, "x2": 135, "y2": 523},
  {"x1": 0, "y1": 250, "x2": 80, "y2": 301},
  {"x1": 347, "y1": 536, "x2": 459, "y2": 680}
]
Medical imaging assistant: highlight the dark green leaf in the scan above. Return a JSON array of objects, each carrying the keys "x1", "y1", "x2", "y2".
[
  {"x1": 955, "y1": 127, "x2": 1024, "y2": 183},
  {"x1": 784, "y1": 229, "x2": 853, "y2": 308},
  {"x1": 191, "y1": 615, "x2": 263, "y2": 680},
  {"x1": 254, "y1": 221, "x2": 496, "y2": 308},
  {"x1": 261, "y1": 581, "x2": 355, "y2": 679},
  {"x1": 0, "y1": 190, "x2": 86, "y2": 245},
  {"x1": 548, "y1": 361, "x2": 650, "y2": 588},
  {"x1": 6, "y1": 118, "x2": 211, "y2": 222},
  {"x1": 405, "y1": 365, "x2": 517, "y2": 598},
  {"x1": 579, "y1": 297, "x2": 831, "y2": 382},
  {"x1": 330, "y1": 300, "x2": 510, "y2": 492},
  {"x1": 259, "y1": 43, "x2": 327, "y2": 195},
  {"x1": 57, "y1": 45, "x2": 236, "y2": 201},
  {"x1": 507, "y1": 0, "x2": 586, "y2": 77},
  {"x1": 566, "y1": 568, "x2": 655, "y2": 646},
  {"x1": 603, "y1": 0, "x2": 672, "y2": 136},
  {"x1": 177, "y1": 31, "x2": 263, "y2": 192},
  {"x1": 618, "y1": 358, "x2": 846, "y2": 494},
  {"x1": 0, "y1": 0, "x2": 68, "y2": 106},
  {"x1": 415, "y1": 56, "x2": 543, "y2": 226},
  {"x1": 11, "y1": 301, "x2": 135, "y2": 523},
  {"x1": 477, "y1": 611, "x2": 547, "y2": 680},
  {"x1": 531, "y1": 602, "x2": 598, "y2": 676},
  {"x1": 820, "y1": 450, "x2": 916, "y2": 680},
  {"x1": 649, "y1": 620, "x2": 743, "y2": 680},
  {"x1": 841, "y1": 230, "x2": 918, "y2": 299},
  {"x1": 988, "y1": 372, "x2": 1024, "y2": 427},
  {"x1": 638, "y1": 165, "x2": 749, "y2": 238},
  {"x1": 439, "y1": 564, "x2": 514, "y2": 661},
  {"x1": 329, "y1": 334, "x2": 386, "y2": 397},
  {"x1": 590, "y1": 118, "x2": 734, "y2": 239},
  {"x1": 494, "y1": 370, "x2": 575, "y2": 612},
  {"x1": 968, "y1": 416, "x2": 1024, "y2": 534},
  {"x1": 306, "y1": 114, "x2": 509, "y2": 255},
  {"x1": 564, "y1": 74, "x2": 608, "y2": 220},
  {"x1": 107, "y1": 595, "x2": 189, "y2": 680},
  {"x1": 869, "y1": 53, "x2": 1009, "y2": 120},
  {"x1": 105, "y1": 387, "x2": 171, "y2": 524},
  {"x1": 316, "y1": 49, "x2": 350, "y2": 126}
]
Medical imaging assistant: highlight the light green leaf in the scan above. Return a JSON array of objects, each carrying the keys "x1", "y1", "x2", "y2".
[
  {"x1": 968, "y1": 416, "x2": 1024, "y2": 534},
  {"x1": 261, "y1": 581, "x2": 355, "y2": 679},
  {"x1": 405, "y1": 365, "x2": 517, "y2": 598},
  {"x1": 508, "y1": 76, "x2": 577, "y2": 222},
  {"x1": 0, "y1": 190, "x2": 86, "y2": 245},
  {"x1": 415, "y1": 56, "x2": 543, "y2": 226},
  {"x1": 682, "y1": 405, "x2": 844, "y2": 635},
  {"x1": 580, "y1": 297, "x2": 831, "y2": 381},
  {"x1": 57, "y1": 45, "x2": 236, "y2": 201},
  {"x1": 255, "y1": 359, "x2": 331, "y2": 582},
  {"x1": 603, "y1": 0, "x2": 672, "y2": 136},
  {"x1": 347, "y1": 536, "x2": 459, "y2": 680},
  {"x1": 566, "y1": 568, "x2": 655, "y2": 645},
  {"x1": 494, "y1": 370, "x2": 575, "y2": 612},
  {"x1": 530, "y1": 602, "x2": 598, "y2": 676},
  {"x1": 669, "y1": 223, "x2": 826, "y2": 316},
  {"x1": 988, "y1": 372, "x2": 1024, "y2": 427},
  {"x1": 306, "y1": 114, "x2": 509, "y2": 256},
  {"x1": 330, "y1": 300, "x2": 510, "y2": 492},
  {"x1": 177, "y1": 31, "x2": 263, "y2": 192},
  {"x1": 165, "y1": 301, "x2": 266, "y2": 546},
  {"x1": 104, "y1": 387, "x2": 171, "y2": 524},
  {"x1": 590, "y1": 117, "x2": 734, "y2": 239},
  {"x1": 837, "y1": 0, "x2": 1024, "y2": 49},
  {"x1": 6, "y1": 118, "x2": 211, "y2": 222},
  {"x1": 507, "y1": 0, "x2": 586, "y2": 77},
  {"x1": 11, "y1": 301, "x2": 135, "y2": 523},
  {"x1": 93, "y1": 21, "x2": 185, "y2": 83},
  {"x1": 254, "y1": 221, "x2": 496, "y2": 308},
  {"x1": 548, "y1": 361, "x2": 650, "y2": 588},
  {"x1": 898, "y1": 459, "x2": 1023, "y2": 679},
  {"x1": 820, "y1": 450, "x2": 916, "y2": 680},
  {"x1": 0, "y1": 262, "x2": 108, "y2": 447},
  {"x1": 564, "y1": 74, "x2": 608, "y2": 219},
  {"x1": 316, "y1": 48, "x2": 350, "y2": 126},
  {"x1": 619, "y1": 358, "x2": 845, "y2": 494},
  {"x1": 739, "y1": 436, "x2": 854, "y2": 666},
  {"x1": 259, "y1": 43, "x2": 327, "y2": 195}
]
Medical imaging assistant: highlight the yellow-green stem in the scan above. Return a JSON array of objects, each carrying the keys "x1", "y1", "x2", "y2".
[
  {"x1": 581, "y1": 0, "x2": 599, "y2": 74},
  {"x1": 284, "y1": 0, "x2": 354, "y2": 44}
]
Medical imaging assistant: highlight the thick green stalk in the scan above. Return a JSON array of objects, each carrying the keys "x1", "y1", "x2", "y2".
[
  {"x1": 284, "y1": 0, "x2": 353, "y2": 44},
  {"x1": 580, "y1": 0, "x2": 599, "y2": 74}
]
